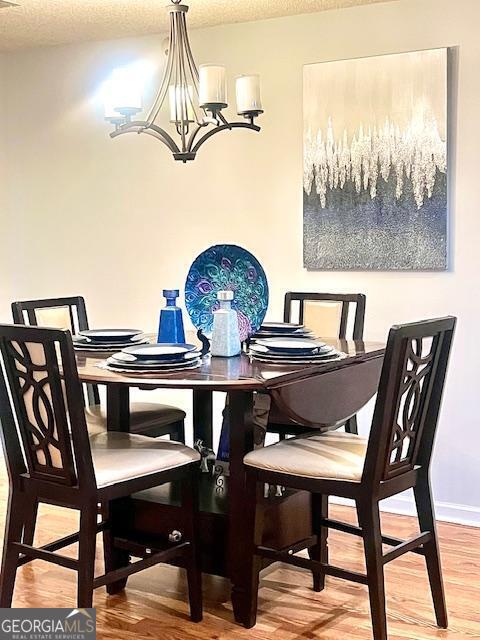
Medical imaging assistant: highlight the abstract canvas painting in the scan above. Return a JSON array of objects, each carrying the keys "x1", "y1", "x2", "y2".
[{"x1": 303, "y1": 49, "x2": 448, "y2": 270}]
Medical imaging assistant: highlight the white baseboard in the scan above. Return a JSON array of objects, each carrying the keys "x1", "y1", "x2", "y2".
[{"x1": 331, "y1": 495, "x2": 480, "y2": 528}]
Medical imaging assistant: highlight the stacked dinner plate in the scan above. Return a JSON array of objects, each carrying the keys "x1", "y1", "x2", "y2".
[
  {"x1": 72, "y1": 329, "x2": 149, "y2": 352},
  {"x1": 249, "y1": 336, "x2": 343, "y2": 364},
  {"x1": 105, "y1": 343, "x2": 202, "y2": 374},
  {"x1": 251, "y1": 322, "x2": 314, "y2": 341}
]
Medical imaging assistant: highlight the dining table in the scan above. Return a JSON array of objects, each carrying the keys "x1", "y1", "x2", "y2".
[{"x1": 74, "y1": 335, "x2": 385, "y2": 626}]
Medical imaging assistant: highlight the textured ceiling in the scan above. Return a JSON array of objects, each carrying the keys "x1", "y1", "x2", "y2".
[{"x1": 0, "y1": 0, "x2": 396, "y2": 52}]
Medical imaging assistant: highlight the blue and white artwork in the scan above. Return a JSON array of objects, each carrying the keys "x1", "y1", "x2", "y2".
[{"x1": 303, "y1": 49, "x2": 448, "y2": 270}]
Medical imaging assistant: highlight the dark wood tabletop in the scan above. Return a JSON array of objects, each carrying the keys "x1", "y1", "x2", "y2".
[{"x1": 74, "y1": 337, "x2": 385, "y2": 391}]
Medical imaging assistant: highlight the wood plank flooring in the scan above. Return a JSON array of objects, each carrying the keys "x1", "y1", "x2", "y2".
[{"x1": 1, "y1": 474, "x2": 479, "y2": 639}]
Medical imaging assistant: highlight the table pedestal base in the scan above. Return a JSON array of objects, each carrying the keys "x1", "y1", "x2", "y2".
[{"x1": 111, "y1": 474, "x2": 314, "y2": 621}]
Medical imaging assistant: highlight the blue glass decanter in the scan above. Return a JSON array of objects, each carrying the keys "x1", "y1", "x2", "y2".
[{"x1": 157, "y1": 289, "x2": 186, "y2": 344}]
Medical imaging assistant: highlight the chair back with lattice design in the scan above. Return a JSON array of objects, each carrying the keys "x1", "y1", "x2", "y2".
[
  {"x1": 284, "y1": 292, "x2": 366, "y2": 340},
  {"x1": 0, "y1": 324, "x2": 94, "y2": 489},
  {"x1": 11, "y1": 296, "x2": 89, "y2": 333},
  {"x1": 11, "y1": 297, "x2": 100, "y2": 406},
  {"x1": 363, "y1": 317, "x2": 456, "y2": 485}
]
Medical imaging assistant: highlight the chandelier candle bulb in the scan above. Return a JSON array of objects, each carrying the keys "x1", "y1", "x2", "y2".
[
  {"x1": 199, "y1": 64, "x2": 227, "y2": 109},
  {"x1": 104, "y1": 94, "x2": 141, "y2": 122},
  {"x1": 169, "y1": 85, "x2": 195, "y2": 123},
  {"x1": 236, "y1": 74, "x2": 263, "y2": 116},
  {"x1": 103, "y1": 66, "x2": 143, "y2": 121}
]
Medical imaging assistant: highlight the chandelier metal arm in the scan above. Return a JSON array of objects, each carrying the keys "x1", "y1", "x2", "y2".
[
  {"x1": 110, "y1": 118, "x2": 259, "y2": 162},
  {"x1": 190, "y1": 121, "x2": 261, "y2": 155},
  {"x1": 180, "y1": 14, "x2": 199, "y2": 91},
  {"x1": 179, "y1": 21, "x2": 202, "y2": 127},
  {"x1": 217, "y1": 111, "x2": 230, "y2": 127},
  {"x1": 186, "y1": 119, "x2": 208, "y2": 152},
  {"x1": 110, "y1": 121, "x2": 181, "y2": 155},
  {"x1": 177, "y1": 17, "x2": 192, "y2": 150},
  {"x1": 145, "y1": 17, "x2": 176, "y2": 126},
  {"x1": 185, "y1": 110, "x2": 231, "y2": 153},
  {"x1": 172, "y1": 15, "x2": 186, "y2": 149}
]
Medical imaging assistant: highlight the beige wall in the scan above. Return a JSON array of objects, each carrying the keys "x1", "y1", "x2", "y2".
[
  {"x1": 0, "y1": 55, "x2": 8, "y2": 294},
  {"x1": 1, "y1": 0, "x2": 480, "y2": 518}
]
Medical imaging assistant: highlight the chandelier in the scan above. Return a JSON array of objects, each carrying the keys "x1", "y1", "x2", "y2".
[{"x1": 104, "y1": 0, "x2": 263, "y2": 163}]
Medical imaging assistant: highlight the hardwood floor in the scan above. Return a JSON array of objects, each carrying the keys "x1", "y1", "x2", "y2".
[{"x1": 1, "y1": 473, "x2": 479, "y2": 639}]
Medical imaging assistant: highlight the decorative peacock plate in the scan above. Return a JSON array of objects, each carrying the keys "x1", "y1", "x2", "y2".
[{"x1": 185, "y1": 244, "x2": 269, "y2": 342}]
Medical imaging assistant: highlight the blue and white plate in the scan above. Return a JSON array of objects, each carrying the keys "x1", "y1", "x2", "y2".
[
  {"x1": 112, "y1": 350, "x2": 200, "y2": 366},
  {"x1": 260, "y1": 322, "x2": 304, "y2": 333},
  {"x1": 73, "y1": 334, "x2": 147, "y2": 351},
  {"x1": 251, "y1": 329, "x2": 313, "y2": 340},
  {"x1": 106, "y1": 355, "x2": 201, "y2": 371},
  {"x1": 185, "y1": 244, "x2": 269, "y2": 342},
  {"x1": 122, "y1": 343, "x2": 198, "y2": 361},
  {"x1": 250, "y1": 353, "x2": 343, "y2": 365},
  {"x1": 79, "y1": 329, "x2": 143, "y2": 342},
  {"x1": 254, "y1": 337, "x2": 326, "y2": 354},
  {"x1": 105, "y1": 358, "x2": 201, "y2": 374},
  {"x1": 250, "y1": 343, "x2": 334, "y2": 358}
]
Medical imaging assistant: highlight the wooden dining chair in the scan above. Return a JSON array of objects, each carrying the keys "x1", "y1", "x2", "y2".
[
  {"x1": 284, "y1": 292, "x2": 366, "y2": 340},
  {"x1": 267, "y1": 292, "x2": 366, "y2": 438},
  {"x1": 242, "y1": 317, "x2": 456, "y2": 639},
  {"x1": 0, "y1": 324, "x2": 202, "y2": 616},
  {"x1": 11, "y1": 296, "x2": 186, "y2": 442}
]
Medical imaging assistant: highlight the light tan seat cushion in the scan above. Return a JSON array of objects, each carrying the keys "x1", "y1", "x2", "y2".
[
  {"x1": 244, "y1": 432, "x2": 367, "y2": 482},
  {"x1": 85, "y1": 402, "x2": 186, "y2": 435},
  {"x1": 89, "y1": 432, "x2": 200, "y2": 488}
]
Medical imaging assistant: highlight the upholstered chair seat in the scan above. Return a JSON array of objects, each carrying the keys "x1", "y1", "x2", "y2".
[
  {"x1": 85, "y1": 402, "x2": 186, "y2": 437},
  {"x1": 244, "y1": 432, "x2": 367, "y2": 482},
  {"x1": 89, "y1": 432, "x2": 200, "y2": 488}
]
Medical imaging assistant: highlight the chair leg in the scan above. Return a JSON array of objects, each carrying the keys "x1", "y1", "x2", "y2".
[
  {"x1": 239, "y1": 471, "x2": 264, "y2": 629},
  {"x1": 357, "y1": 499, "x2": 388, "y2": 640},
  {"x1": 309, "y1": 493, "x2": 328, "y2": 592},
  {"x1": 0, "y1": 492, "x2": 25, "y2": 607},
  {"x1": 103, "y1": 499, "x2": 130, "y2": 595},
  {"x1": 173, "y1": 420, "x2": 186, "y2": 444},
  {"x1": 77, "y1": 505, "x2": 97, "y2": 608},
  {"x1": 344, "y1": 415, "x2": 358, "y2": 434},
  {"x1": 181, "y1": 468, "x2": 202, "y2": 622},
  {"x1": 22, "y1": 497, "x2": 39, "y2": 546},
  {"x1": 414, "y1": 478, "x2": 448, "y2": 628}
]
